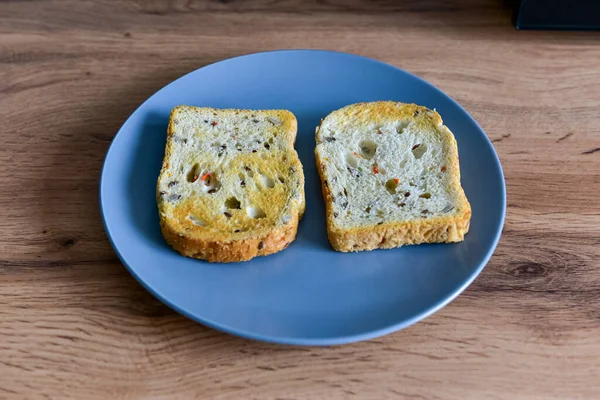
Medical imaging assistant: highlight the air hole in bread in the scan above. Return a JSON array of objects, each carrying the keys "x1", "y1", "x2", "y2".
[
  {"x1": 260, "y1": 174, "x2": 275, "y2": 189},
  {"x1": 419, "y1": 193, "x2": 431, "y2": 199},
  {"x1": 442, "y1": 204, "x2": 454, "y2": 213},
  {"x1": 346, "y1": 152, "x2": 358, "y2": 168},
  {"x1": 166, "y1": 194, "x2": 181, "y2": 202},
  {"x1": 216, "y1": 144, "x2": 226, "y2": 157},
  {"x1": 244, "y1": 166, "x2": 254, "y2": 178},
  {"x1": 412, "y1": 143, "x2": 427, "y2": 159},
  {"x1": 396, "y1": 121, "x2": 409, "y2": 134},
  {"x1": 268, "y1": 117, "x2": 282, "y2": 126},
  {"x1": 187, "y1": 163, "x2": 200, "y2": 183},
  {"x1": 264, "y1": 142, "x2": 270, "y2": 150},
  {"x1": 278, "y1": 176, "x2": 285, "y2": 184},
  {"x1": 200, "y1": 172, "x2": 220, "y2": 193},
  {"x1": 247, "y1": 206, "x2": 266, "y2": 219},
  {"x1": 385, "y1": 179, "x2": 399, "y2": 195},
  {"x1": 359, "y1": 140, "x2": 377, "y2": 160},
  {"x1": 187, "y1": 215, "x2": 207, "y2": 227},
  {"x1": 225, "y1": 197, "x2": 241, "y2": 209}
]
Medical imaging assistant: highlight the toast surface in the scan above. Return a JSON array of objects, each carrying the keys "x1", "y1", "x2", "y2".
[
  {"x1": 157, "y1": 106, "x2": 305, "y2": 262},
  {"x1": 315, "y1": 101, "x2": 471, "y2": 252}
]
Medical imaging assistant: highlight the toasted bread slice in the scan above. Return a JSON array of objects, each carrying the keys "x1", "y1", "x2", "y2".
[
  {"x1": 315, "y1": 101, "x2": 471, "y2": 252},
  {"x1": 157, "y1": 106, "x2": 305, "y2": 262}
]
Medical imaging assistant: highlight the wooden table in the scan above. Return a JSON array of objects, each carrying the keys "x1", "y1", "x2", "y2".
[{"x1": 2, "y1": 1, "x2": 599, "y2": 398}]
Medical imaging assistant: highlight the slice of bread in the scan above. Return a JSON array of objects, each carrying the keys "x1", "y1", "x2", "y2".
[
  {"x1": 314, "y1": 101, "x2": 471, "y2": 252},
  {"x1": 157, "y1": 106, "x2": 305, "y2": 262}
]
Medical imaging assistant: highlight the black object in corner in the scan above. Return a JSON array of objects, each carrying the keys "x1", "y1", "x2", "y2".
[{"x1": 515, "y1": 0, "x2": 600, "y2": 30}]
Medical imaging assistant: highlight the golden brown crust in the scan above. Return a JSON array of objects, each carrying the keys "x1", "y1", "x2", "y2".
[
  {"x1": 159, "y1": 212, "x2": 300, "y2": 263},
  {"x1": 315, "y1": 101, "x2": 471, "y2": 252},
  {"x1": 157, "y1": 106, "x2": 304, "y2": 262}
]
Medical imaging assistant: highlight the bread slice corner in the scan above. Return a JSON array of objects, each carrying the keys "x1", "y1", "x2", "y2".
[
  {"x1": 314, "y1": 101, "x2": 471, "y2": 252},
  {"x1": 157, "y1": 106, "x2": 305, "y2": 262}
]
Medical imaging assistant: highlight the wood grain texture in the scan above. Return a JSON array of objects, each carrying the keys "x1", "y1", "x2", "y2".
[{"x1": 1, "y1": 0, "x2": 600, "y2": 398}]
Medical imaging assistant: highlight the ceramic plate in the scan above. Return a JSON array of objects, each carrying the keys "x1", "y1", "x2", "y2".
[{"x1": 100, "y1": 50, "x2": 505, "y2": 345}]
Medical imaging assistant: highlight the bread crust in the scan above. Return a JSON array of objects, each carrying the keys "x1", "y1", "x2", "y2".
[
  {"x1": 159, "y1": 212, "x2": 300, "y2": 262},
  {"x1": 315, "y1": 101, "x2": 471, "y2": 252},
  {"x1": 157, "y1": 106, "x2": 305, "y2": 263}
]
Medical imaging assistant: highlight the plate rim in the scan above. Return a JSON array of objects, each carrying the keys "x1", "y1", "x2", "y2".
[{"x1": 99, "y1": 49, "x2": 507, "y2": 346}]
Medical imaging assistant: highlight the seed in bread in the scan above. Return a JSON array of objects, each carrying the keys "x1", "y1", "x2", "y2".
[
  {"x1": 157, "y1": 106, "x2": 305, "y2": 262},
  {"x1": 314, "y1": 101, "x2": 471, "y2": 252}
]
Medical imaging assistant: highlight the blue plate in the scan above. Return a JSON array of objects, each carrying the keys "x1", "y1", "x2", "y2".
[{"x1": 100, "y1": 50, "x2": 505, "y2": 345}]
